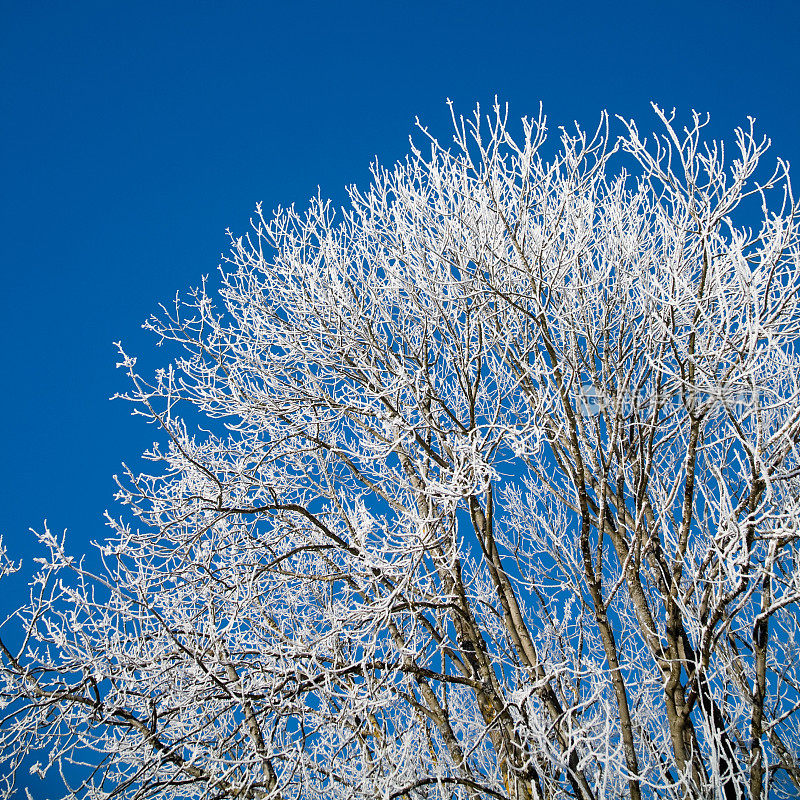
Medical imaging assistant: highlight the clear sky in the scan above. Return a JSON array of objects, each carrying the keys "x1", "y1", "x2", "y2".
[{"x1": 1, "y1": 0, "x2": 799, "y2": 792}]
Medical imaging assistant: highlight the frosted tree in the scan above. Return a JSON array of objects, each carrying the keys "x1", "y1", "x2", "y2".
[{"x1": 2, "y1": 103, "x2": 800, "y2": 800}]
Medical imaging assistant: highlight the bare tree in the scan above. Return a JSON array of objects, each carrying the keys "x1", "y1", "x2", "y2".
[{"x1": 3, "y1": 103, "x2": 800, "y2": 800}]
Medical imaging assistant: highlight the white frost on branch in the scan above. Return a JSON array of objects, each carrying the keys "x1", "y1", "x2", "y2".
[{"x1": 2, "y1": 103, "x2": 800, "y2": 800}]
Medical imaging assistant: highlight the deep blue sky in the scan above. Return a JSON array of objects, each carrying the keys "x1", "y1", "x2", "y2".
[
  {"x1": 3, "y1": 0, "x2": 800, "y2": 619},
  {"x1": 1, "y1": 0, "x2": 799, "y2": 790},
  {"x1": 3, "y1": 0, "x2": 800, "y2": 600},
  {"x1": 4, "y1": 0, "x2": 800, "y2": 562}
]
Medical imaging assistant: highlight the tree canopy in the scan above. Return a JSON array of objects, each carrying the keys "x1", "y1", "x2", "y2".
[{"x1": 3, "y1": 104, "x2": 800, "y2": 800}]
